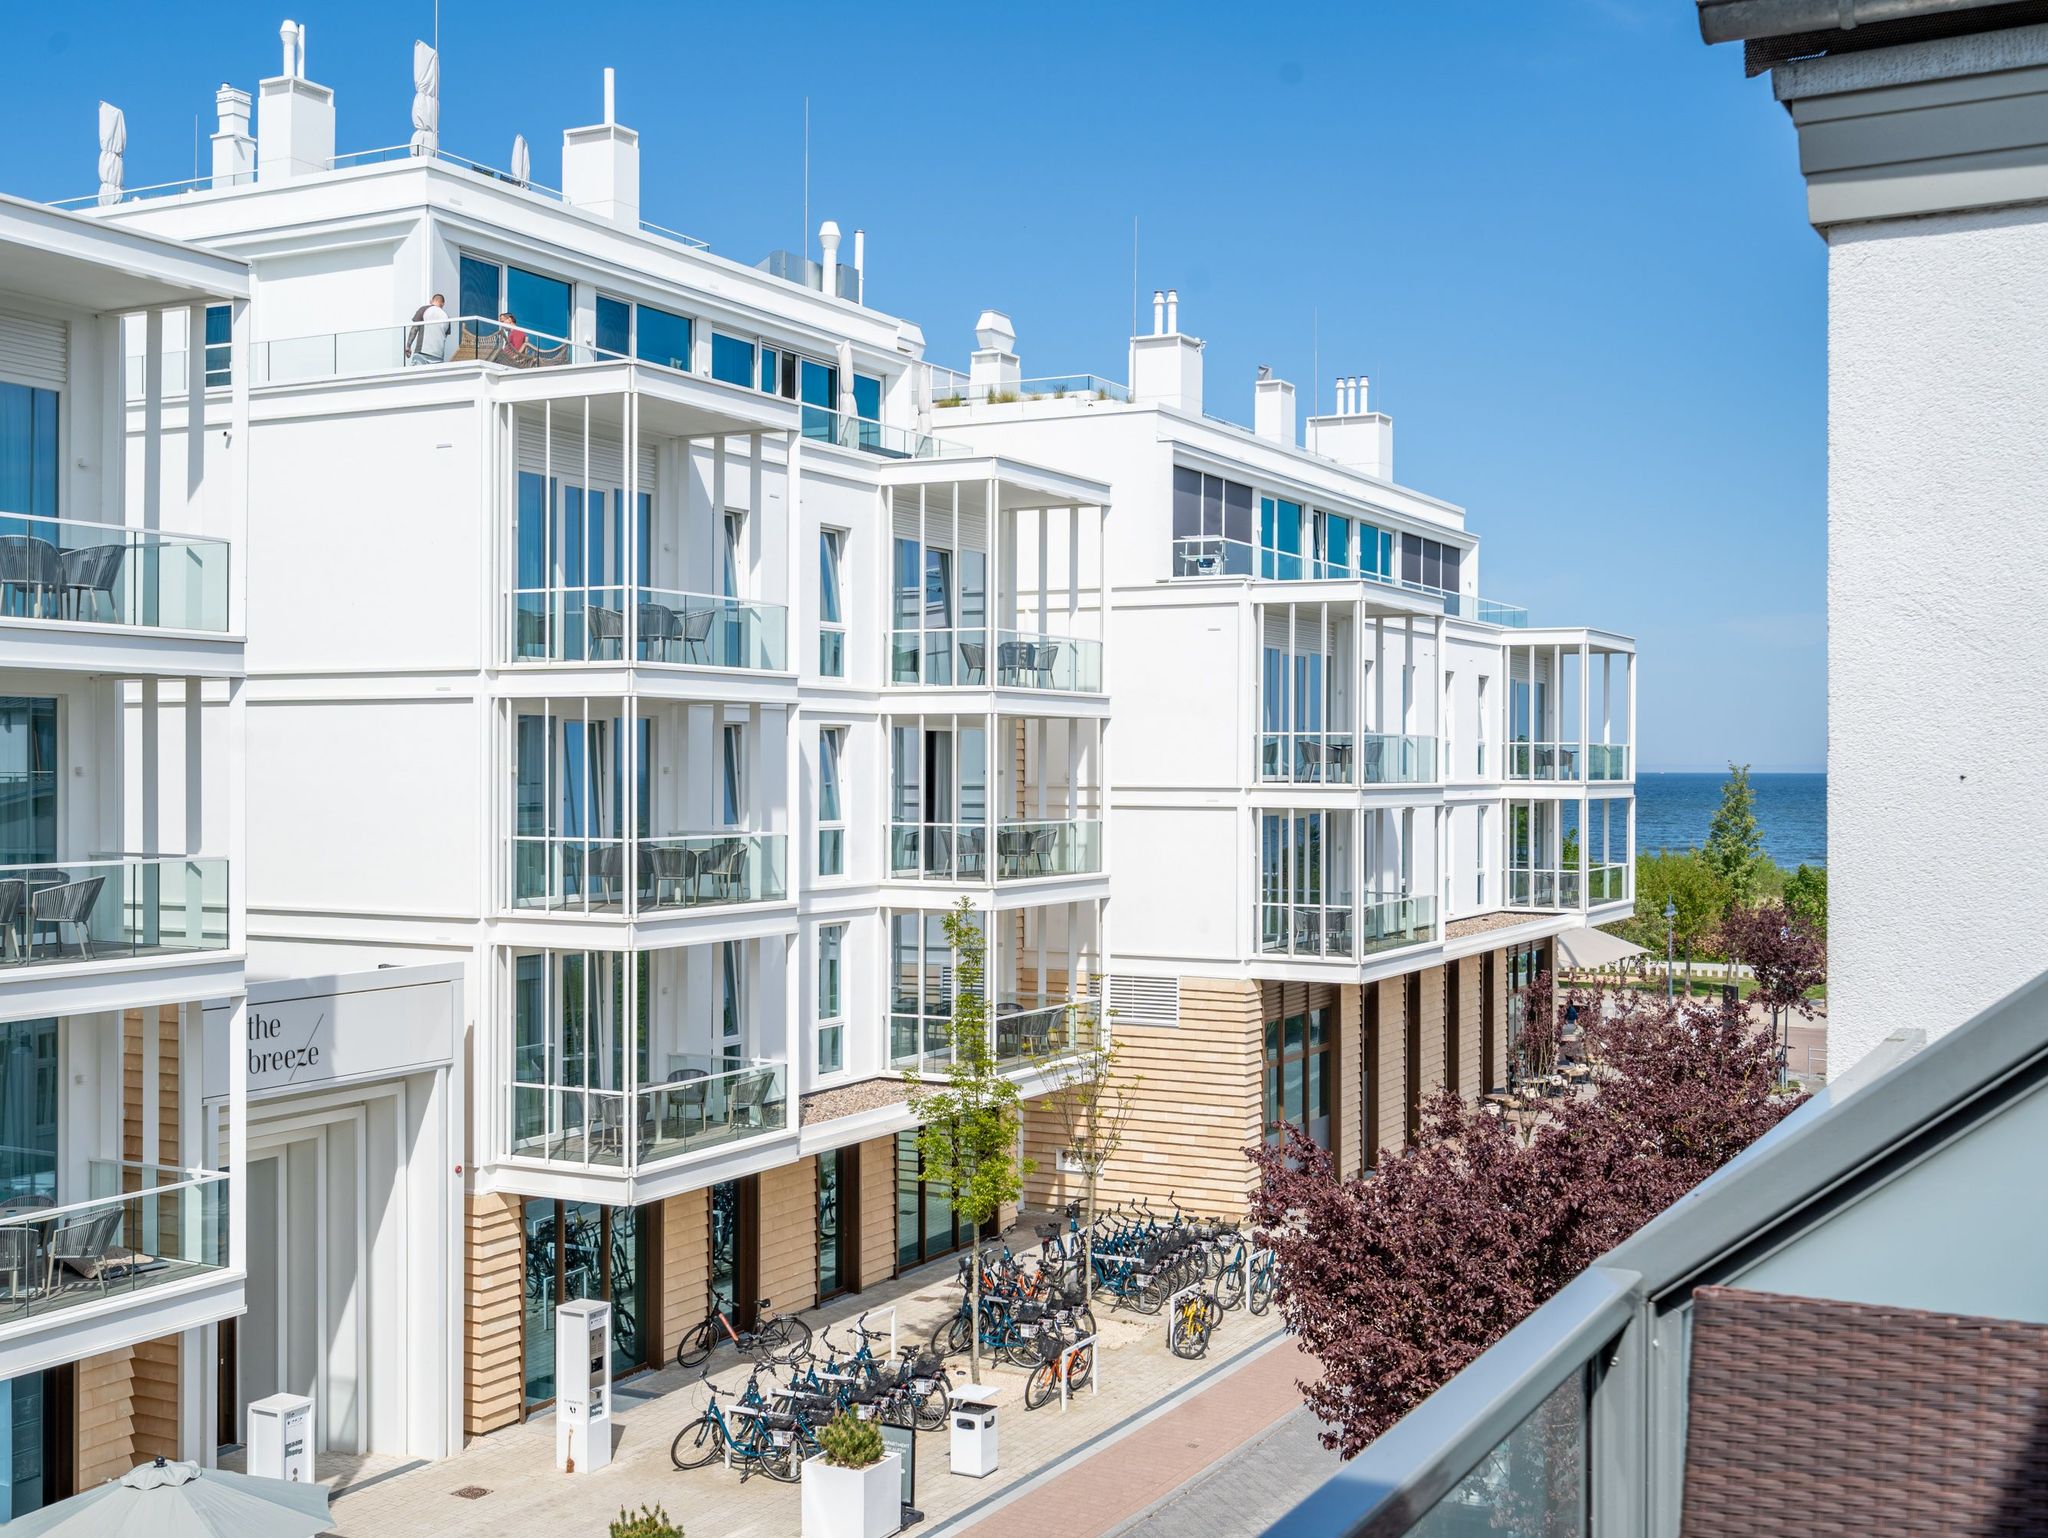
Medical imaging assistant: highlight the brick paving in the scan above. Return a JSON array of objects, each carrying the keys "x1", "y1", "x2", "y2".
[{"x1": 324, "y1": 1244, "x2": 1292, "y2": 1538}]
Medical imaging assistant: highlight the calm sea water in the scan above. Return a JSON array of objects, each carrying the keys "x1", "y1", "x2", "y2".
[{"x1": 1634, "y1": 772, "x2": 1826, "y2": 869}]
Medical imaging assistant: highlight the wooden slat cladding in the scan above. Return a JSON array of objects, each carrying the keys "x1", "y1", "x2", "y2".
[
  {"x1": 1454, "y1": 956, "x2": 1484, "y2": 1102},
  {"x1": 74, "y1": 1336, "x2": 180, "y2": 1486},
  {"x1": 1375, "y1": 975, "x2": 1407, "y2": 1162},
  {"x1": 856, "y1": 1135, "x2": 897, "y2": 1289},
  {"x1": 1337, "y1": 984, "x2": 1365, "y2": 1180},
  {"x1": 661, "y1": 1187, "x2": 710, "y2": 1362},
  {"x1": 754, "y1": 1158, "x2": 819, "y2": 1319},
  {"x1": 463, "y1": 1193, "x2": 523, "y2": 1437},
  {"x1": 1087, "y1": 977, "x2": 1264, "y2": 1216}
]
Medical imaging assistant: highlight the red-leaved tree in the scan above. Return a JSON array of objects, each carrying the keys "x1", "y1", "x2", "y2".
[
  {"x1": 1720, "y1": 901, "x2": 1826, "y2": 1018},
  {"x1": 1247, "y1": 990, "x2": 1799, "y2": 1457}
]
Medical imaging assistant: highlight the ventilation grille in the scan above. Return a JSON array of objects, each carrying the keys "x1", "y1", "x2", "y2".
[{"x1": 1102, "y1": 974, "x2": 1180, "y2": 1029}]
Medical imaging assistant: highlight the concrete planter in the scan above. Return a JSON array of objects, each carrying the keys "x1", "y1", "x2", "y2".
[{"x1": 800, "y1": 1451, "x2": 901, "y2": 1538}]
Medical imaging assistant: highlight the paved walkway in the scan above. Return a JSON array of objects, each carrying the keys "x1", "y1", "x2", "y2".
[
  {"x1": 324, "y1": 1243, "x2": 1292, "y2": 1538},
  {"x1": 937, "y1": 1334, "x2": 1321, "y2": 1538}
]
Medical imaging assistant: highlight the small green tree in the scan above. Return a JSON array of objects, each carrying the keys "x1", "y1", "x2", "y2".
[
  {"x1": 907, "y1": 899, "x2": 1034, "y2": 1387},
  {"x1": 1034, "y1": 1017, "x2": 1140, "y2": 1267},
  {"x1": 1633, "y1": 850, "x2": 1729, "y2": 991},
  {"x1": 1703, "y1": 764, "x2": 1766, "y2": 903},
  {"x1": 1784, "y1": 864, "x2": 1828, "y2": 935},
  {"x1": 610, "y1": 1506, "x2": 683, "y2": 1538},
  {"x1": 817, "y1": 1408, "x2": 884, "y2": 1469}
]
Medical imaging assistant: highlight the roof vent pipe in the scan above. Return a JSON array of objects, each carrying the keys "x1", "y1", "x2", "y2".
[
  {"x1": 1166, "y1": 289, "x2": 1179, "y2": 334},
  {"x1": 853, "y1": 228, "x2": 865, "y2": 285},
  {"x1": 1152, "y1": 290, "x2": 1165, "y2": 336},
  {"x1": 820, "y1": 220, "x2": 841, "y2": 298},
  {"x1": 279, "y1": 19, "x2": 299, "y2": 77},
  {"x1": 1357, "y1": 374, "x2": 1369, "y2": 414},
  {"x1": 603, "y1": 67, "x2": 615, "y2": 125}
]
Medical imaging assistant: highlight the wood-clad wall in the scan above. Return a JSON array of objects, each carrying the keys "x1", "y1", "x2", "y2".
[
  {"x1": 755, "y1": 1158, "x2": 819, "y2": 1319},
  {"x1": 1338, "y1": 984, "x2": 1365, "y2": 1180},
  {"x1": 856, "y1": 1136, "x2": 897, "y2": 1290},
  {"x1": 74, "y1": 1337, "x2": 180, "y2": 1486},
  {"x1": 1375, "y1": 975, "x2": 1408, "y2": 1162},
  {"x1": 1454, "y1": 957, "x2": 1484, "y2": 1102},
  {"x1": 463, "y1": 1192, "x2": 524, "y2": 1437},
  {"x1": 661, "y1": 1187, "x2": 710, "y2": 1361}
]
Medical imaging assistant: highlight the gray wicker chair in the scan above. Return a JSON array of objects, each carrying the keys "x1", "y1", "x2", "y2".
[
  {"x1": 28, "y1": 876, "x2": 105, "y2": 959},
  {"x1": 60, "y1": 543, "x2": 126, "y2": 622},
  {"x1": 0, "y1": 880, "x2": 24, "y2": 962},
  {"x1": 584, "y1": 604, "x2": 625, "y2": 661},
  {"x1": 0, "y1": 537, "x2": 62, "y2": 619}
]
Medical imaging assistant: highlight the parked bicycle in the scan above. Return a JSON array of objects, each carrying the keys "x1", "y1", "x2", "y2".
[{"x1": 674, "y1": 1293, "x2": 813, "y2": 1369}]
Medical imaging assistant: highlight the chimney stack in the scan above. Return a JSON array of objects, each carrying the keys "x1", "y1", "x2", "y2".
[
  {"x1": 969, "y1": 310, "x2": 1020, "y2": 399},
  {"x1": 1129, "y1": 286, "x2": 1203, "y2": 413},
  {"x1": 562, "y1": 66, "x2": 640, "y2": 228},
  {"x1": 1307, "y1": 369, "x2": 1393, "y2": 479},
  {"x1": 212, "y1": 84, "x2": 255, "y2": 187},
  {"x1": 257, "y1": 17, "x2": 333, "y2": 183},
  {"x1": 1254, "y1": 374, "x2": 1297, "y2": 444}
]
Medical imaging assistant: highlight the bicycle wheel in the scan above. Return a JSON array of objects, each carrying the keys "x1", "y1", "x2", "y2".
[
  {"x1": 1204, "y1": 1293, "x2": 1223, "y2": 1329},
  {"x1": 944, "y1": 1313, "x2": 973, "y2": 1356},
  {"x1": 1217, "y1": 1262, "x2": 1246, "y2": 1311},
  {"x1": 670, "y1": 1413, "x2": 725, "y2": 1470},
  {"x1": 760, "y1": 1435, "x2": 801, "y2": 1484},
  {"x1": 1066, "y1": 1340, "x2": 1094, "y2": 1390},
  {"x1": 1075, "y1": 1303, "x2": 1099, "y2": 1339},
  {"x1": 1131, "y1": 1280, "x2": 1166, "y2": 1316},
  {"x1": 1024, "y1": 1362, "x2": 1056, "y2": 1411},
  {"x1": 773, "y1": 1314, "x2": 814, "y2": 1356},
  {"x1": 1250, "y1": 1272, "x2": 1275, "y2": 1317},
  {"x1": 676, "y1": 1318, "x2": 716, "y2": 1370}
]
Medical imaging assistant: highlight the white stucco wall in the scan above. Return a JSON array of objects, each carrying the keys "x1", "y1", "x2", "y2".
[{"x1": 1827, "y1": 204, "x2": 2048, "y2": 1068}]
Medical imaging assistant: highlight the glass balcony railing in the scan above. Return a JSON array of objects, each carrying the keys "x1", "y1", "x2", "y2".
[
  {"x1": 819, "y1": 410, "x2": 967, "y2": 460},
  {"x1": 1172, "y1": 536, "x2": 1256, "y2": 578},
  {"x1": 1, "y1": 513, "x2": 229, "y2": 634},
  {"x1": 927, "y1": 373, "x2": 1131, "y2": 407},
  {"x1": 1258, "y1": 732, "x2": 1438, "y2": 785},
  {"x1": 890, "y1": 628, "x2": 978, "y2": 685},
  {"x1": 1361, "y1": 893, "x2": 1438, "y2": 954},
  {"x1": 889, "y1": 995, "x2": 1099, "y2": 1073},
  {"x1": 1167, "y1": 536, "x2": 1529, "y2": 625},
  {"x1": 0, "y1": 857, "x2": 229, "y2": 971},
  {"x1": 1508, "y1": 741, "x2": 1583, "y2": 782},
  {"x1": 1587, "y1": 743, "x2": 1631, "y2": 781},
  {"x1": 509, "y1": 1059, "x2": 789, "y2": 1171},
  {"x1": 992, "y1": 631, "x2": 1103, "y2": 692},
  {"x1": 1587, "y1": 863, "x2": 1629, "y2": 904},
  {"x1": 1509, "y1": 869, "x2": 1583, "y2": 909},
  {"x1": 511, "y1": 587, "x2": 788, "y2": 670},
  {"x1": 887, "y1": 820, "x2": 1103, "y2": 882},
  {"x1": 0, "y1": 1162, "x2": 228, "y2": 1327},
  {"x1": 241, "y1": 316, "x2": 611, "y2": 389},
  {"x1": 510, "y1": 833, "x2": 787, "y2": 914},
  {"x1": 1256, "y1": 893, "x2": 1437, "y2": 958}
]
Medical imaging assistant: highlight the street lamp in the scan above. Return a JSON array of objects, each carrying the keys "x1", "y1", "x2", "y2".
[{"x1": 1664, "y1": 898, "x2": 1678, "y2": 1003}]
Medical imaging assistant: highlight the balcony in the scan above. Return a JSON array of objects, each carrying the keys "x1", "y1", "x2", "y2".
[
  {"x1": 511, "y1": 833, "x2": 787, "y2": 915},
  {"x1": 0, "y1": 1162, "x2": 228, "y2": 1333},
  {"x1": 1, "y1": 514, "x2": 228, "y2": 634},
  {"x1": 890, "y1": 994, "x2": 1100, "y2": 1076},
  {"x1": 1171, "y1": 535, "x2": 1527, "y2": 625},
  {"x1": 0, "y1": 857, "x2": 229, "y2": 972},
  {"x1": 509, "y1": 1058, "x2": 789, "y2": 1171},
  {"x1": 887, "y1": 820, "x2": 1102, "y2": 883},
  {"x1": 1259, "y1": 732, "x2": 1439, "y2": 786},
  {"x1": 818, "y1": 410, "x2": 966, "y2": 462},
  {"x1": 1506, "y1": 863, "x2": 1629, "y2": 910},
  {"x1": 512, "y1": 587, "x2": 788, "y2": 672},
  {"x1": 888, "y1": 629, "x2": 1103, "y2": 693},
  {"x1": 1506, "y1": 742, "x2": 1633, "y2": 783},
  {"x1": 1257, "y1": 894, "x2": 1439, "y2": 960}
]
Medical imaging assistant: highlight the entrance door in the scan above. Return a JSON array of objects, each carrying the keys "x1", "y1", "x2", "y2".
[
  {"x1": 708, "y1": 1176, "x2": 758, "y2": 1330},
  {"x1": 522, "y1": 1199, "x2": 657, "y2": 1413},
  {"x1": 817, "y1": 1147, "x2": 856, "y2": 1300}
]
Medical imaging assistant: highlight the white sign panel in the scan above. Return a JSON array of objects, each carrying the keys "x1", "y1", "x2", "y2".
[{"x1": 203, "y1": 966, "x2": 458, "y2": 1103}]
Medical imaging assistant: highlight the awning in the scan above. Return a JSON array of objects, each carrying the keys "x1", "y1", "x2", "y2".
[{"x1": 1556, "y1": 926, "x2": 1648, "y2": 970}]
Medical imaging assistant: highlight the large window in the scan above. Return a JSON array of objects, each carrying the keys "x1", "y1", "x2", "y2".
[
  {"x1": 817, "y1": 924, "x2": 845, "y2": 1074},
  {"x1": 818, "y1": 528, "x2": 847, "y2": 676},
  {"x1": 203, "y1": 304, "x2": 232, "y2": 387},
  {"x1": 896, "y1": 1129, "x2": 980, "y2": 1269},
  {"x1": 0, "y1": 1019, "x2": 57, "y2": 1204},
  {"x1": 458, "y1": 255, "x2": 570, "y2": 345},
  {"x1": 889, "y1": 534, "x2": 984, "y2": 685},
  {"x1": 1258, "y1": 810, "x2": 1352, "y2": 958},
  {"x1": 634, "y1": 305, "x2": 691, "y2": 371},
  {"x1": 818, "y1": 1148, "x2": 848, "y2": 1299},
  {"x1": 721, "y1": 724, "x2": 745, "y2": 827},
  {"x1": 1264, "y1": 1009, "x2": 1332, "y2": 1151},
  {"x1": 817, "y1": 727, "x2": 845, "y2": 877},
  {"x1": 889, "y1": 909, "x2": 982, "y2": 1068},
  {"x1": 521, "y1": 1198, "x2": 651, "y2": 1408},
  {"x1": 1401, "y1": 533, "x2": 1462, "y2": 597},
  {"x1": 0, "y1": 382, "x2": 60, "y2": 523},
  {"x1": 1260, "y1": 496, "x2": 1305, "y2": 581},
  {"x1": 711, "y1": 333, "x2": 757, "y2": 388},
  {"x1": 1171, "y1": 466, "x2": 1254, "y2": 575},
  {"x1": 0, "y1": 698, "x2": 58, "y2": 865},
  {"x1": 595, "y1": 295, "x2": 630, "y2": 357}
]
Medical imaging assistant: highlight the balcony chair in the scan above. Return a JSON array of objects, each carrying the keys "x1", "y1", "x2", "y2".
[
  {"x1": 959, "y1": 639, "x2": 987, "y2": 684},
  {"x1": 45, "y1": 1206, "x2": 134, "y2": 1297},
  {"x1": 1030, "y1": 641, "x2": 1062, "y2": 688},
  {"x1": 1027, "y1": 825, "x2": 1060, "y2": 874},
  {"x1": 27, "y1": 876, "x2": 105, "y2": 960},
  {"x1": 1297, "y1": 740, "x2": 1327, "y2": 783},
  {"x1": 923, "y1": 827, "x2": 955, "y2": 880},
  {"x1": 704, "y1": 838, "x2": 752, "y2": 901},
  {"x1": 584, "y1": 603, "x2": 625, "y2": 661},
  {"x1": 0, "y1": 879, "x2": 25, "y2": 962},
  {"x1": 60, "y1": 543, "x2": 126, "y2": 623},
  {"x1": 647, "y1": 844, "x2": 689, "y2": 907},
  {"x1": 680, "y1": 605, "x2": 716, "y2": 664},
  {"x1": 0, "y1": 536, "x2": 62, "y2": 619},
  {"x1": 664, "y1": 1067, "x2": 709, "y2": 1139},
  {"x1": 637, "y1": 600, "x2": 681, "y2": 662},
  {"x1": 730, "y1": 1070, "x2": 782, "y2": 1131},
  {"x1": 585, "y1": 846, "x2": 625, "y2": 907},
  {"x1": 995, "y1": 639, "x2": 1032, "y2": 686},
  {"x1": 956, "y1": 825, "x2": 987, "y2": 878}
]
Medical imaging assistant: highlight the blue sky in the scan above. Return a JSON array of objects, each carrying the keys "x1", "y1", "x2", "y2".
[{"x1": 5, "y1": 1, "x2": 1823, "y2": 771}]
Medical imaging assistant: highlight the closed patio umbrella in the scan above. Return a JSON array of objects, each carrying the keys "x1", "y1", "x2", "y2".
[
  {"x1": 5, "y1": 1456, "x2": 331, "y2": 1537},
  {"x1": 409, "y1": 40, "x2": 438, "y2": 157},
  {"x1": 511, "y1": 133, "x2": 531, "y2": 188},
  {"x1": 96, "y1": 101, "x2": 125, "y2": 206}
]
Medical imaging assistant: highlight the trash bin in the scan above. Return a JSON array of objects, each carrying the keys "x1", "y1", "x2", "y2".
[{"x1": 947, "y1": 1383, "x2": 1003, "y2": 1478}]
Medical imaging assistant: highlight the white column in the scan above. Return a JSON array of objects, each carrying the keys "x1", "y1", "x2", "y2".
[
  {"x1": 143, "y1": 308, "x2": 164, "y2": 530},
  {"x1": 185, "y1": 301, "x2": 207, "y2": 512},
  {"x1": 228, "y1": 299, "x2": 250, "y2": 636},
  {"x1": 140, "y1": 678, "x2": 160, "y2": 856},
  {"x1": 184, "y1": 677, "x2": 204, "y2": 851}
]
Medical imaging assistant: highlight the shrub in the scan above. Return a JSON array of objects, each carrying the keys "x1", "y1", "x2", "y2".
[
  {"x1": 817, "y1": 1408, "x2": 885, "y2": 1469},
  {"x1": 610, "y1": 1505, "x2": 682, "y2": 1538}
]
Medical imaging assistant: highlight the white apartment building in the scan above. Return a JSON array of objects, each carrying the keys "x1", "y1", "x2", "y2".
[
  {"x1": 32, "y1": 14, "x2": 1633, "y2": 1472},
  {"x1": 0, "y1": 194, "x2": 250, "y2": 1518}
]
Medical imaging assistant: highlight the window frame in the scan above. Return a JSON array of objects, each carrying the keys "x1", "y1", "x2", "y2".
[
  {"x1": 818, "y1": 527, "x2": 848, "y2": 677},
  {"x1": 817, "y1": 726, "x2": 847, "y2": 877},
  {"x1": 816, "y1": 923, "x2": 846, "y2": 1075}
]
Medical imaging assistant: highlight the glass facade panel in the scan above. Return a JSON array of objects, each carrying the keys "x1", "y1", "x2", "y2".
[
  {"x1": 711, "y1": 333, "x2": 756, "y2": 387},
  {"x1": 520, "y1": 1199, "x2": 651, "y2": 1409},
  {"x1": 710, "y1": 1178, "x2": 743, "y2": 1310},
  {"x1": 0, "y1": 1372, "x2": 52, "y2": 1521},
  {"x1": 505, "y1": 266, "x2": 571, "y2": 342},
  {"x1": 595, "y1": 295, "x2": 630, "y2": 358},
  {"x1": 0, "y1": 698, "x2": 58, "y2": 865},
  {"x1": 0, "y1": 1018, "x2": 59, "y2": 1204},
  {"x1": 457, "y1": 255, "x2": 499, "y2": 332},
  {"x1": 635, "y1": 305, "x2": 691, "y2": 371},
  {"x1": 0, "y1": 382, "x2": 59, "y2": 523},
  {"x1": 817, "y1": 1149, "x2": 843, "y2": 1297}
]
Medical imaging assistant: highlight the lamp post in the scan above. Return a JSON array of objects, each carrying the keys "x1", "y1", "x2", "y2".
[{"x1": 1664, "y1": 898, "x2": 1677, "y2": 1004}]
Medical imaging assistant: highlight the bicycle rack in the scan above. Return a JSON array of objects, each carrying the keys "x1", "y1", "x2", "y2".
[
  {"x1": 1165, "y1": 1281, "x2": 1208, "y2": 1348},
  {"x1": 1246, "y1": 1245, "x2": 1275, "y2": 1301},
  {"x1": 860, "y1": 1303, "x2": 898, "y2": 1359},
  {"x1": 1058, "y1": 1333, "x2": 1100, "y2": 1413}
]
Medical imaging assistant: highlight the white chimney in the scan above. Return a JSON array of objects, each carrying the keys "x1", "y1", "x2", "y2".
[
  {"x1": 562, "y1": 67, "x2": 640, "y2": 228},
  {"x1": 257, "y1": 19, "x2": 333, "y2": 183},
  {"x1": 1307, "y1": 368, "x2": 1393, "y2": 480},
  {"x1": 1255, "y1": 375, "x2": 1297, "y2": 444},
  {"x1": 1129, "y1": 288, "x2": 1203, "y2": 413},
  {"x1": 852, "y1": 229, "x2": 865, "y2": 303},
  {"x1": 969, "y1": 309, "x2": 1020, "y2": 399},
  {"x1": 211, "y1": 85, "x2": 255, "y2": 187},
  {"x1": 820, "y1": 220, "x2": 841, "y2": 299}
]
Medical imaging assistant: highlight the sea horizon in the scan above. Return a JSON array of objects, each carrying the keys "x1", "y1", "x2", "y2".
[{"x1": 1633, "y1": 770, "x2": 1826, "y2": 869}]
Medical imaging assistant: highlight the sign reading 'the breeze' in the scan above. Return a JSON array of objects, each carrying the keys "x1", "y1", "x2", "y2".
[{"x1": 202, "y1": 966, "x2": 458, "y2": 1103}]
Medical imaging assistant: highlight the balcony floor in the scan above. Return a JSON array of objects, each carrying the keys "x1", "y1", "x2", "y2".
[{"x1": 0, "y1": 1256, "x2": 217, "y2": 1332}]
